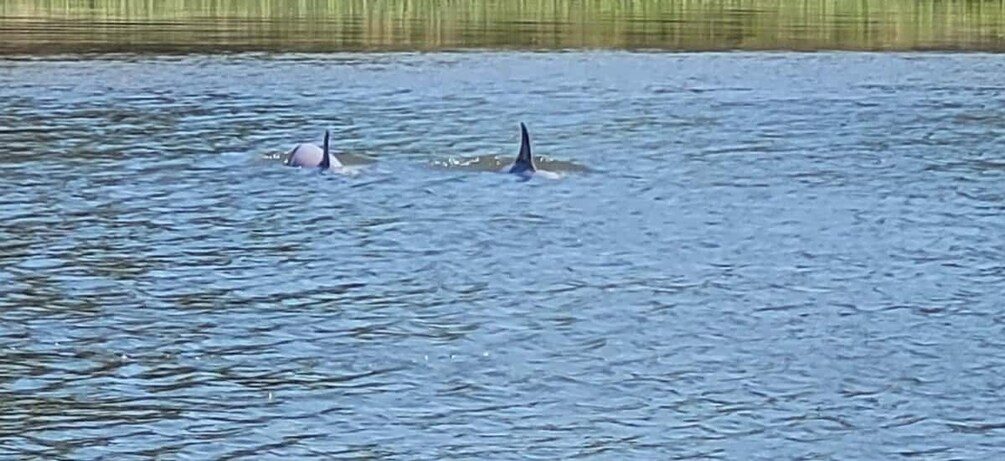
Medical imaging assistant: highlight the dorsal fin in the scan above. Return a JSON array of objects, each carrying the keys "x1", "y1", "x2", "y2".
[
  {"x1": 319, "y1": 130, "x2": 331, "y2": 170},
  {"x1": 512, "y1": 122, "x2": 535, "y2": 173}
]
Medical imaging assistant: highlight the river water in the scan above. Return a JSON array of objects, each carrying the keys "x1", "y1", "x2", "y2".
[{"x1": 1, "y1": 28, "x2": 1005, "y2": 461}]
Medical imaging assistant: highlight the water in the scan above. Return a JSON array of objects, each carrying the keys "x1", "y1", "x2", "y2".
[
  {"x1": 2, "y1": 51, "x2": 1004, "y2": 460},
  {"x1": 4, "y1": 1, "x2": 1005, "y2": 458}
]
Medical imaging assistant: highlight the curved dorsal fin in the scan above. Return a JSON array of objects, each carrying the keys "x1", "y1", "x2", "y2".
[
  {"x1": 319, "y1": 130, "x2": 331, "y2": 170},
  {"x1": 513, "y1": 122, "x2": 535, "y2": 172}
]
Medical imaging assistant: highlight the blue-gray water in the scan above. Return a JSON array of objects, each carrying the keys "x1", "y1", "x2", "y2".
[{"x1": 1, "y1": 52, "x2": 1004, "y2": 460}]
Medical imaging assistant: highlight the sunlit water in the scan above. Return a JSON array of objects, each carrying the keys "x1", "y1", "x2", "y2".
[{"x1": 1, "y1": 52, "x2": 1004, "y2": 459}]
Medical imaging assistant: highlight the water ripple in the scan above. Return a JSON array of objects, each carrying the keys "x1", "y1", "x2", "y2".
[{"x1": 0, "y1": 52, "x2": 1003, "y2": 460}]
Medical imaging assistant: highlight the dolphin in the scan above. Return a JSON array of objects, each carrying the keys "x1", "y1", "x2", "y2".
[
  {"x1": 284, "y1": 130, "x2": 341, "y2": 170},
  {"x1": 502, "y1": 123, "x2": 559, "y2": 179}
]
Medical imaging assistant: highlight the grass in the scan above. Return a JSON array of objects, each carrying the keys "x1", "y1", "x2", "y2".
[{"x1": 1, "y1": 0, "x2": 1003, "y2": 53}]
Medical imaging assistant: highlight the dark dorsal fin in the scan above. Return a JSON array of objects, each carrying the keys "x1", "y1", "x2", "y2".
[
  {"x1": 513, "y1": 122, "x2": 535, "y2": 172},
  {"x1": 319, "y1": 130, "x2": 331, "y2": 170}
]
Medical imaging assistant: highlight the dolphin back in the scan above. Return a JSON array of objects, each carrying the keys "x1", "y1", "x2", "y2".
[
  {"x1": 286, "y1": 143, "x2": 323, "y2": 167},
  {"x1": 285, "y1": 130, "x2": 343, "y2": 169}
]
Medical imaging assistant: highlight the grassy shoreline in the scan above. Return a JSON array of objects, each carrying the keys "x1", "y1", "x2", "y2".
[{"x1": 2, "y1": 0, "x2": 1003, "y2": 53}]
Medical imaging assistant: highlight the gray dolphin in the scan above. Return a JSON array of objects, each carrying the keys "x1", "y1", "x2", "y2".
[
  {"x1": 285, "y1": 130, "x2": 341, "y2": 170},
  {"x1": 501, "y1": 123, "x2": 559, "y2": 179}
]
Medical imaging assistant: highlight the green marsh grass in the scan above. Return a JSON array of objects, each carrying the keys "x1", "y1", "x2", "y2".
[{"x1": 2, "y1": 0, "x2": 1003, "y2": 53}]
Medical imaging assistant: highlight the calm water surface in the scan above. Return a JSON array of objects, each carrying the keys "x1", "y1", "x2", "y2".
[{"x1": 1, "y1": 52, "x2": 1004, "y2": 459}]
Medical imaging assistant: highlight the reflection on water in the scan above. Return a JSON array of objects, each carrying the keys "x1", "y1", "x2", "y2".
[{"x1": 1, "y1": 0, "x2": 1004, "y2": 53}]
